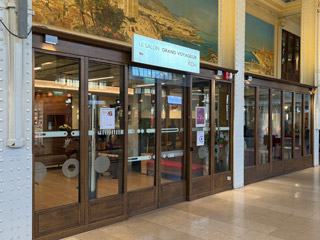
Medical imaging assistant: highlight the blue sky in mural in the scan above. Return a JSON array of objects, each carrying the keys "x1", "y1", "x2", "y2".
[
  {"x1": 245, "y1": 14, "x2": 274, "y2": 51},
  {"x1": 159, "y1": 0, "x2": 218, "y2": 37}
]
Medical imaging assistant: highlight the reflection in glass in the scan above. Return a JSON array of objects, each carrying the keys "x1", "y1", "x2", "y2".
[
  {"x1": 128, "y1": 67, "x2": 156, "y2": 191},
  {"x1": 258, "y1": 88, "x2": 269, "y2": 164},
  {"x1": 88, "y1": 61, "x2": 124, "y2": 200},
  {"x1": 161, "y1": 73, "x2": 186, "y2": 183},
  {"x1": 192, "y1": 78, "x2": 210, "y2": 178},
  {"x1": 215, "y1": 82, "x2": 231, "y2": 173},
  {"x1": 284, "y1": 92, "x2": 293, "y2": 159},
  {"x1": 244, "y1": 86, "x2": 255, "y2": 167},
  {"x1": 34, "y1": 53, "x2": 80, "y2": 210},
  {"x1": 305, "y1": 95, "x2": 311, "y2": 155},
  {"x1": 272, "y1": 90, "x2": 282, "y2": 161},
  {"x1": 295, "y1": 93, "x2": 302, "y2": 157}
]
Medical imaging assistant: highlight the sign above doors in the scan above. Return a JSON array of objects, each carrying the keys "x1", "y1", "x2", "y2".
[{"x1": 132, "y1": 34, "x2": 200, "y2": 74}]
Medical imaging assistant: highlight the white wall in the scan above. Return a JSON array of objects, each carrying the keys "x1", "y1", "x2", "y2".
[{"x1": 0, "y1": 0, "x2": 33, "y2": 239}]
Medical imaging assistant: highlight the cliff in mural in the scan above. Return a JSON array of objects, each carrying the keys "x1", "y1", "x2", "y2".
[
  {"x1": 245, "y1": 14, "x2": 274, "y2": 76},
  {"x1": 32, "y1": 0, "x2": 218, "y2": 63},
  {"x1": 245, "y1": 48, "x2": 274, "y2": 76}
]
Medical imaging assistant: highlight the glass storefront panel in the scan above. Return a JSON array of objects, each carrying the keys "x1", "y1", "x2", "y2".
[
  {"x1": 305, "y1": 95, "x2": 311, "y2": 155},
  {"x1": 272, "y1": 90, "x2": 282, "y2": 161},
  {"x1": 258, "y1": 88, "x2": 269, "y2": 164},
  {"x1": 192, "y1": 78, "x2": 211, "y2": 177},
  {"x1": 215, "y1": 82, "x2": 231, "y2": 173},
  {"x1": 244, "y1": 86, "x2": 256, "y2": 167},
  {"x1": 127, "y1": 67, "x2": 156, "y2": 191},
  {"x1": 284, "y1": 92, "x2": 293, "y2": 159},
  {"x1": 34, "y1": 53, "x2": 80, "y2": 211},
  {"x1": 295, "y1": 93, "x2": 302, "y2": 157},
  {"x1": 88, "y1": 61, "x2": 124, "y2": 200},
  {"x1": 161, "y1": 73, "x2": 186, "y2": 183}
]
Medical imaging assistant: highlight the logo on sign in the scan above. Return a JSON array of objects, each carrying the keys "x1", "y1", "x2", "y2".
[{"x1": 132, "y1": 34, "x2": 200, "y2": 74}]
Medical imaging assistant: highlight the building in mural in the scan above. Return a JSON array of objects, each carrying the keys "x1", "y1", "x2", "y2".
[
  {"x1": 245, "y1": 14, "x2": 274, "y2": 76},
  {"x1": 32, "y1": 0, "x2": 219, "y2": 63}
]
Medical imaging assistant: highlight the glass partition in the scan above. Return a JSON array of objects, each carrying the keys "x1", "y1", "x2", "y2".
[
  {"x1": 272, "y1": 90, "x2": 282, "y2": 161},
  {"x1": 192, "y1": 78, "x2": 211, "y2": 177},
  {"x1": 127, "y1": 67, "x2": 156, "y2": 191},
  {"x1": 295, "y1": 93, "x2": 302, "y2": 157},
  {"x1": 284, "y1": 92, "x2": 293, "y2": 159},
  {"x1": 215, "y1": 82, "x2": 231, "y2": 173},
  {"x1": 258, "y1": 88, "x2": 269, "y2": 164},
  {"x1": 305, "y1": 95, "x2": 311, "y2": 155},
  {"x1": 88, "y1": 61, "x2": 124, "y2": 200},
  {"x1": 161, "y1": 73, "x2": 186, "y2": 183},
  {"x1": 34, "y1": 53, "x2": 80, "y2": 210},
  {"x1": 244, "y1": 86, "x2": 256, "y2": 167}
]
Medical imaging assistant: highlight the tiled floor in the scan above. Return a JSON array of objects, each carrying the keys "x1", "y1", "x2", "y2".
[{"x1": 64, "y1": 167, "x2": 320, "y2": 240}]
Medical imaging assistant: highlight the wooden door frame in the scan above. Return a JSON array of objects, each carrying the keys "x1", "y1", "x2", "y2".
[
  {"x1": 244, "y1": 74, "x2": 314, "y2": 185},
  {"x1": 85, "y1": 57, "x2": 127, "y2": 224},
  {"x1": 32, "y1": 30, "x2": 238, "y2": 239},
  {"x1": 187, "y1": 76, "x2": 214, "y2": 201},
  {"x1": 32, "y1": 49, "x2": 86, "y2": 239}
]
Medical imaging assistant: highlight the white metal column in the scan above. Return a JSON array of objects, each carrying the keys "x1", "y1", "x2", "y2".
[
  {"x1": 232, "y1": 0, "x2": 246, "y2": 188},
  {"x1": 0, "y1": 0, "x2": 32, "y2": 239}
]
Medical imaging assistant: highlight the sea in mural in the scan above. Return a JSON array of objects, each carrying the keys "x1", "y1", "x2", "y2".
[
  {"x1": 33, "y1": 0, "x2": 219, "y2": 63},
  {"x1": 245, "y1": 14, "x2": 274, "y2": 76}
]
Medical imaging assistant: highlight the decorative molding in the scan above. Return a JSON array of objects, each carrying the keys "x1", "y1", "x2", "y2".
[{"x1": 278, "y1": 17, "x2": 287, "y2": 27}]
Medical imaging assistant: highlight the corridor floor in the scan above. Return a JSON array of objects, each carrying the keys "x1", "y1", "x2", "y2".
[{"x1": 64, "y1": 167, "x2": 320, "y2": 240}]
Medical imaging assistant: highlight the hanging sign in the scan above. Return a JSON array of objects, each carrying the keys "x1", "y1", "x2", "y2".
[
  {"x1": 168, "y1": 96, "x2": 182, "y2": 105},
  {"x1": 196, "y1": 107, "x2": 206, "y2": 127},
  {"x1": 197, "y1": 131, "x2": 205, "y2": 146},
  {"x1": 132, "y1": 34, "x2": 200, "y2": 74},
  {"x1": 100, "y1": 108, "x2": 115, "y2": 130}
]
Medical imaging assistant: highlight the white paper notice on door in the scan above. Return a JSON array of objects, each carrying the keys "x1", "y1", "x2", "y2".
[
  {"x1": 100, "y1": 108, "x2": 115, "y2": 130},
  {"x1": 197, "y1": 131, "x2": 205, "y2": 146}
]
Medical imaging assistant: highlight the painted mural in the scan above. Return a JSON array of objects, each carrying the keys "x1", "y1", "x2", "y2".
[
  {"x1": 33, "y1": 0, "x2": 219, "y2": 63},
  {"x1": 245, "y1": 14, "x2": 274, "y2": 76}
]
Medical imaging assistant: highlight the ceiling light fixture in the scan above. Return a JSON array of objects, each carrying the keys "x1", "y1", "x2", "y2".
[{"x1": 88, "y1": 76, "x2": 114, "y2": 82}]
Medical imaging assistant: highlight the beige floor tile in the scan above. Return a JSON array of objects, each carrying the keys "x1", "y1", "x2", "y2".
[
  {"x1": 200, "y1": 230, "x2": 239, "y2": 240},
  {"x1": 73, "y1": 230, "x2": 121, "y2": 240},
  {"x1": 269, "y1": 228, "x2": 310, "y2": 240},
  {"x1": 301, "y1": 228, "x2": 320, "y2": 240},
  {"x1": 170, "y1": 232, "x2": 203, "y2": 240},
  {"x1": 125, "y1": 218, "x2": 183, "y2": 240},
  {"x1": 240, "y1": 231, "x2": 283, "y2": 240},
  {"x1": 67, "y1": 167, "x2": 320, "y2": 240},
  {"x1": 197, "y1": 219, "x2": 249, "y2": 237},
  {"x1": 228, "y1": 217, "x2": 278, "y2": 234}
]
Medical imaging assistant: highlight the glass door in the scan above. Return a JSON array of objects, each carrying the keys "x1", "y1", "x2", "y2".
[
  {"x1": 191, "y1": 78, "x2": 211, "y2": 179},
  {"x1": 188, "y1": 77, "x2": 213, "y2": 198},
  {"x1": 126, "y1": 67, "x2": 158, "y2": 215},
  {"x1": 86, "y1": 60, "x2": 125, "y2": 222},
  {"x1": 159, "y1": 72, "x2": 187, "y2": 206},
  {"x1": 33, "y1": 52, "x2": 83, "y2": 235},
  {"x1": 215, "y1": 82, "x2": 232, "y2": 173},
  {"x1": 127, "y1": 67, "x2": 156, "y2": 192}
]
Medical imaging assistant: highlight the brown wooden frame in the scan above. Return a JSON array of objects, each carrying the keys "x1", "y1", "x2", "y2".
[
  {"x1": 32, "y1": 28, "x2": 237, "y2": 239},
  {"x1": 244, "y1": 73, "x2": 314, "y2": 185},
  {"x1": 281, "y1": 29, "x2": 300, "y2": 83}
]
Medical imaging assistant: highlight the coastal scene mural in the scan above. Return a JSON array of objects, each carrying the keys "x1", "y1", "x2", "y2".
[
  {"x1": 33, "y1": 0, "x2": 219, "y2": 63},
  {"x1": 245, "y1": 14, "x2": 274, "y2": 76}
]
